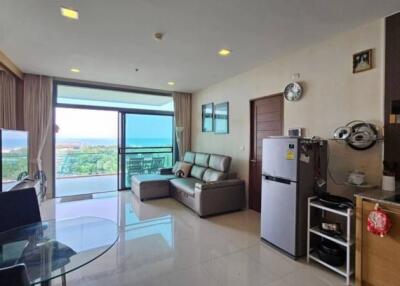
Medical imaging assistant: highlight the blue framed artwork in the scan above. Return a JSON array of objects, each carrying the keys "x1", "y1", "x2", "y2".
[{"x1": 214, "y1": 102, "x2": 229, "y2": 134}]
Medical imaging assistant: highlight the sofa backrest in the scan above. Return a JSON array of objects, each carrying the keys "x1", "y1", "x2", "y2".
[
  {"x1": 209, "y1": 154, "x2": 231, "y2": 172},
  {"x1": 183, "y1": 152, "x2": 196, "y2": 164},
  {"x1": 183, "y1": 151, "x2": 231, "y2": 182},
  {"x1": 194, "y1": 153, "x2": 210, "y2": 167}
]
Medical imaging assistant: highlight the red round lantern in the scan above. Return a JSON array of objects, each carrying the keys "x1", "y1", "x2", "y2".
[{"x1": 367, "y1": 205, "x2": 392, "y2": 237}]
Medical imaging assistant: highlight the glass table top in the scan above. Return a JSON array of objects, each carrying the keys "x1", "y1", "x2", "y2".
[{"x1": 0, "y1": 217, "x2": 119, "y2": 285}]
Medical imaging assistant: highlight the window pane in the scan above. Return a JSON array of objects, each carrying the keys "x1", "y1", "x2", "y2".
[
  {"x1": 125, "y1": 114, "x2": 173, "y2": 147},
  {"x1": 57, "y1": 85, "x2": 173, "y2": 112},
  {"x1": 123, "y1": 114, "x2": 174, "y2": 187},
  {"x1": 55, "y1": 107, "x2": 118, "y2": 197}
]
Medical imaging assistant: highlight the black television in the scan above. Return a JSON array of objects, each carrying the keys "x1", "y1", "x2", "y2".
[{"x1": 0, "y1": 129, "x2": 29, "y2": 192}]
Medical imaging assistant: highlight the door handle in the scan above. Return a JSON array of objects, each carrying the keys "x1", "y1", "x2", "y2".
[{"x1": 250, "y1": 159, "x2": 257, "y2": 163}]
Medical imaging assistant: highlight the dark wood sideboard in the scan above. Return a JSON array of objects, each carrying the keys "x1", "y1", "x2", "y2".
[{"x1": 385, "y1": 12, "x2": 400, "y2": 179}]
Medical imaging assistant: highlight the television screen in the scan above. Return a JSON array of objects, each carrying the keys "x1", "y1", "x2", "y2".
[{"x1": 1, "y1": 129, "x2": 29, "y2": 192}]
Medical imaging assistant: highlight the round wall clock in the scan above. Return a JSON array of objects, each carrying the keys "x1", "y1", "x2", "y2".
[{"x1": 283, "y1": 82, "x2": 303, "y2": 102}]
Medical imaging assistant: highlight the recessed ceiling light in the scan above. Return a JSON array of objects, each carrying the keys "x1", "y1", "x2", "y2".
[
  {"x1": 167, "y1": 81, "x2": 175, "y2": 86},
  {"x1": 218, "y1": 48, "x2": 231, "y2": 56},
  {"x1": 61, "y1": 7, "x2": 79, "y2": 20},
  {"x1": 70, "y1": 68, "x2": 80, "y2": 73}
]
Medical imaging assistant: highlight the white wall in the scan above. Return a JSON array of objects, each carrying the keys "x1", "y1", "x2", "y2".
[{"x1": 192, "y1": 19, "x2": 385, "y2": 199}]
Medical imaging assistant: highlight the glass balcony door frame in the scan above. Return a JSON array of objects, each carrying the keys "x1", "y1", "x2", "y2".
[
  {"x1": 52, "y1": 80, "x2": 175, "y2": 197},
  {"x1": 118, "y1": 111, "x2": 175, "y2": 190},
  {"x1": 54, "y1": 106, "x2": 120, "y2": 197}
]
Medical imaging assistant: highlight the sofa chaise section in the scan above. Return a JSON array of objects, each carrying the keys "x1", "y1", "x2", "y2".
[{"x1": 131, "y1": 174, "x2": 176, "y2": 201}]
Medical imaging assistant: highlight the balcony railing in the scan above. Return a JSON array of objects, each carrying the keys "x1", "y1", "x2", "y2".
[
  {"x1": 56, "y1": 151, "x2": 118, "y2": 178},
  {"x1": 56, "y1": 146, "x2": 173, "y2": 179},
  {"x1": 121, "y1": 146, "x2": 173, "y2": 187}
]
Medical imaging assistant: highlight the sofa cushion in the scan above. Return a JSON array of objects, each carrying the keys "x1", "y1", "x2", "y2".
[
  {"x1": 209, "y1": 154, "x2": 231, "y2": 172},
  {"x1": 175, "y1": 161, "x2": 193, "y2": 177},
  {"x1": 183, "y1": 152, "x2": 196, "y2": 164},
  {"x1": 203, "y1": 169, "x2": 228, "y2": 182},
  {"x1": 190, "y1": 165, "x2": 207, "y2": 180},
  {"x1": 195, "y1": 153, "x2": 210, "y2": 167},
  {"x1": 170, "y1": 177, "x2": 202, "y2": 196}
]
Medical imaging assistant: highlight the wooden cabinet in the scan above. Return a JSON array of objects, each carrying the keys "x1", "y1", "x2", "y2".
[
  {"x1": 356, "y1": 197, "x2": 400, "y2": 286},
  {"x1": 385, "y1": 12, "x2": 400, "y2": 179}
]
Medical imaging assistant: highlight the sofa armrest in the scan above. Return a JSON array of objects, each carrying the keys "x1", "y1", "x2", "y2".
[
  {"x1": 194, "y1": 179, "x2": 245, "y2": 217},
  {"x1": 159, "y1": 168, "x2": 173, "y2": 175}
]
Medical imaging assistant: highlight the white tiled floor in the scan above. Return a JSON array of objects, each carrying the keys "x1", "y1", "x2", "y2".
[{"x1": 40, "y1": 191, "x2": 348, "y2": 286}]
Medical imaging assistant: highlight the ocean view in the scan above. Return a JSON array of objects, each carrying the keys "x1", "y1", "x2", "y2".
[
  {"x1": 2, "y1": 139, "x2": 27, "y2": 151},
  {"x1": 2, "y1": 137, "x2": 173, "y2": 151}
]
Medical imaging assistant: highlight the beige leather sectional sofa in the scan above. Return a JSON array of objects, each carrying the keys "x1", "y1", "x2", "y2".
[{"x1": 131, "y1": 151, "x2": 245, "y2": 217}]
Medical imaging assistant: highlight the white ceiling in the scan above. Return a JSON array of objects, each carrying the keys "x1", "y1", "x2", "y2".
[
  {"x1": 58, "y1": 85, "x2": 173, "y2": 106},
  {"x1": 1, "y1": 0, "x2": 400, "y2": 92}
]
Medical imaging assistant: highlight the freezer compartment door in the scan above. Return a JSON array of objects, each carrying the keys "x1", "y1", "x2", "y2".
[
  {"x1": 262, "y1": 137, "x2": 298, "y2": 182},
  {"x1": 261, "y1": 177, "x2": 297, "y2": 255}
]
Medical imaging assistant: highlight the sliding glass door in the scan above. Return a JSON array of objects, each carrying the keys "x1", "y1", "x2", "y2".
[
  {"x1": 119, "y1": 113, "x2": 174, "y2": 189},
  {"x1": 54, "y1": 81, "x2": 175, "y2": 196},
  {"x1": 55, "y1": 107, "x2": 118, "y2": 197}
]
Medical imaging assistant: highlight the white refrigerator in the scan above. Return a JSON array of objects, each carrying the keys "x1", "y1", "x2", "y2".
[{"x1": 260, "y1": 137, "x2": 326, "y2": 258}]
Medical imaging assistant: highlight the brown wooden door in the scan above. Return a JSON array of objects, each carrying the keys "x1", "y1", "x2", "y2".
[{"x1": 249, "y1": 94, "x2": 283, "y2": 212}]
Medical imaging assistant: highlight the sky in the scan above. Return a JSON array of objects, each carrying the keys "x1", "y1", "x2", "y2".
[
  {"x1": 56, "y1": 108, "x2": 118, "y2": 139},
  {"x1": 56, "y1": 108, "x2": 173, "y2": 139},
  {"x1": 126, "y1": 114, "x2": 173, "y2": 140}
]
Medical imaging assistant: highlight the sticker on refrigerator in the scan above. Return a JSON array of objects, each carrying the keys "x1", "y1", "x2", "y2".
[{"x1": 286, "y1": 149, "x2": 295, "y2": 160}]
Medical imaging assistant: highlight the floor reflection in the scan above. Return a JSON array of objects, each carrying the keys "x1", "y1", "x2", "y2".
[
  {"x1": 52, "y1": 191, "x2": 174, "y2": 251},
  {"x1": 120, "y1": 193, "x2": 174, "y2": 248},
  {"x1": 39, "y1": 191, "x2": 345, "y2": 286},
  {"x1": 124, "y1": 215, "x2": 174, "y2": 248}
]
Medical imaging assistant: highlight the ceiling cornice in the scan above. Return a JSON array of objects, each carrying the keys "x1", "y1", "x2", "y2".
[{"x1": 0, "y1": 49, "x2": 23, "y2": 79}]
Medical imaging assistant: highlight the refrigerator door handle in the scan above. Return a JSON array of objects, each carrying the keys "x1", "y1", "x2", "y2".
[{"x1": 263, "y1": 175, "x2": 292, "y2": 185}]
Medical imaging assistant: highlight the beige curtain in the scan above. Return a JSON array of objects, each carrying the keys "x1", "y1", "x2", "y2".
[
  {"x1": 173, "y1": 92, "x2": 192, "y2": 160},
  {"x1": 0, "y1": 70, "x2": 17, "y2": 129},
  {"x1": 23, "y1": 74, "x2": 52, "y2": 176}
]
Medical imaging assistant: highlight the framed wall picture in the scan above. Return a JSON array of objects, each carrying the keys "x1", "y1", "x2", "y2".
[
  {"x1": 214, "y1": 102, "x2": 229, "y2": 134},
  {"x1": 353, "y1": 49, "x2": 373, "y2": 73},
  {"x1": 202, "y1": 103, "x2": 214, "y2": 132}
]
